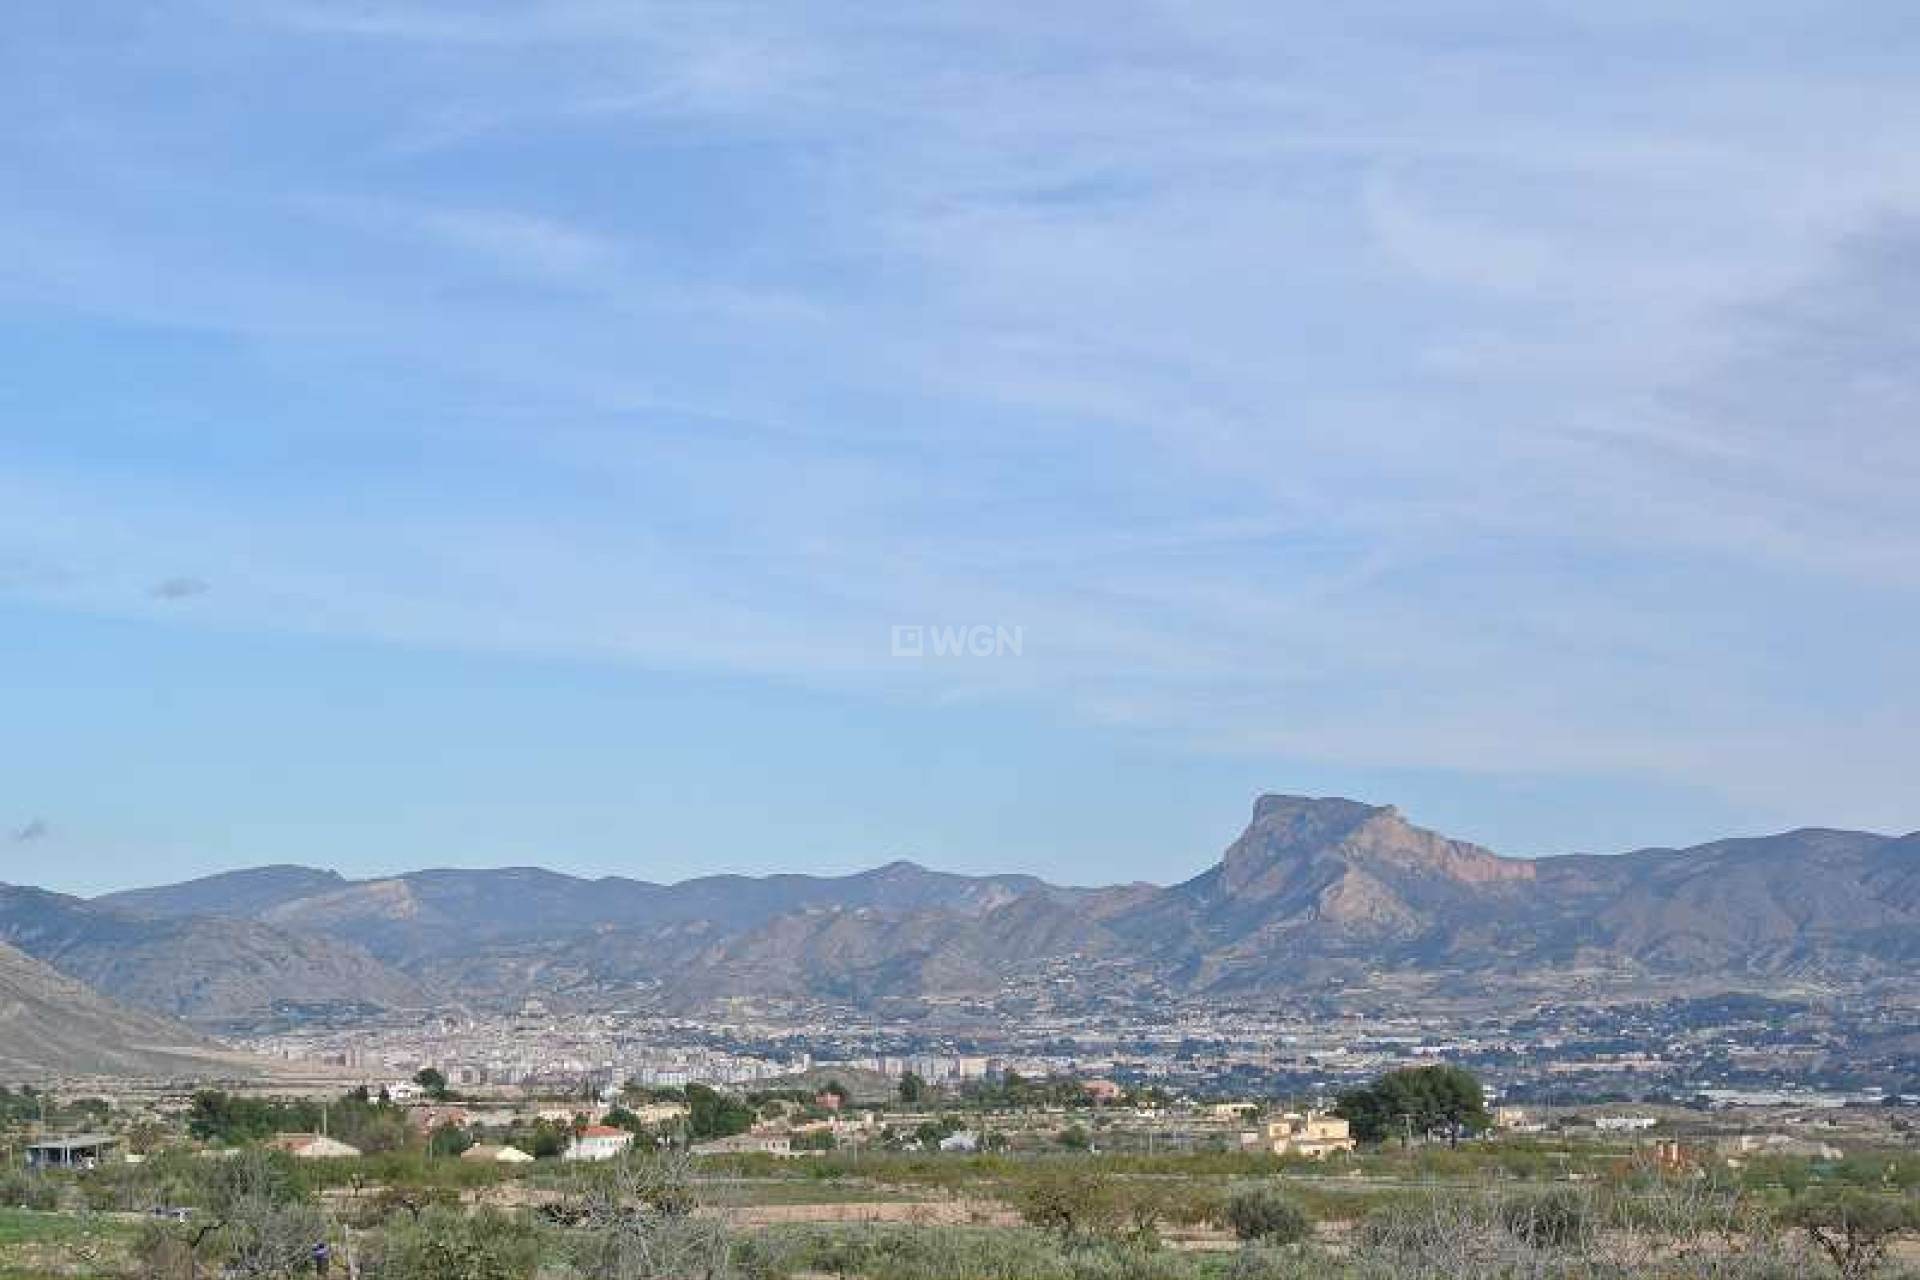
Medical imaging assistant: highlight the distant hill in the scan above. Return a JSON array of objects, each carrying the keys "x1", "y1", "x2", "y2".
[
  {"x1": 65, "y1": 796, "x2": 1920, "y2": 1015},
  {"x1": 0, "y1": 884, "x2": 426, "y2": 1022},
  {"x1": 99, "y1": 859, "x2": 1080, "y2": 964},
  {"x1": 0, "y1": 940, "x2": 255, "y2": 1079},
  {"x1": 101, "y1": 864, "x2": 348, "y2": 920}
]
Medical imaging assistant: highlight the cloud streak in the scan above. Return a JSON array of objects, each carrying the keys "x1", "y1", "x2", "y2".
[
  {"x1": 0, "y1": 1, "x2": 1916, "y2": 841},
  {"x1": 150, "y1": 577, "x2": 211, "y2": 601}
]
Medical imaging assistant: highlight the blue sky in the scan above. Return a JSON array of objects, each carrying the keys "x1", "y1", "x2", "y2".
[{"x1": 4, "y1": 2, "x2": 1918, "y2": 895}]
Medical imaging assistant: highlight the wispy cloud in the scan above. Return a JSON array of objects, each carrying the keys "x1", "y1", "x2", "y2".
[
  {"x1": 415, "y1": 209, "x2": 620, "y2": 285},
  {"x1": 11, "y1": 819, "x2": 48, "y2": 844},
  {"x1": 1, "y1": 1, "x2": 1917, "y2": 841},
  {"x1": 150, "y1": 576, "x2": 211, "y2": 601}
]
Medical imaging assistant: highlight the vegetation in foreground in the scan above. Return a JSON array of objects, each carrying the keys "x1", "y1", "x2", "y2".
[
  {"x1": 1, "y1": 1147, "x2": 1916, "y2": 1279},
  {"x1": 6, "y1": 1067, "x2": 1920, "y2": 1279}
]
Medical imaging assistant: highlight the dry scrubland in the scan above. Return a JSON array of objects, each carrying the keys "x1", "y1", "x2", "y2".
[{"x1": 3, "y1": 1144, "x2": 1919, "y2": 1280}]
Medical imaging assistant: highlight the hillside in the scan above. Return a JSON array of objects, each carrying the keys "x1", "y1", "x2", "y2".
[
  {"x1": 0, "y1": 885, "x2": 427, "y2": 1022},
  {"x1": 0, "y1": 940, "x2": 254, "y2": 1078},
  {"x1": 101, "y1": 860, "x2": 1081, "y2": 964},
  {"x1": 100, "y1": 864, "x2": 349, "y2": 920}
]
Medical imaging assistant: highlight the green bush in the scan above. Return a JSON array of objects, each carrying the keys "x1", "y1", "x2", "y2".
[
  {"x1": 784, "y1": 1224, "x2": 1071, "y2": 1280},
  {"x1": 1062, "y1": 1242, "x2": 1201, "y2": 1280},
  {"x1": 0, "y1": 1168, "x2": 61, "y2": 1211},
  {"x1": 1221, "y1": 1186, "x2": 1311, "y2": 1244},
  {"x1": 1224, "y1": 1244, "x2": 1325, "y2": 1280},
  {"x1": 770, "y1": 1223, "x2": 1212, "y2": 1280},
  {"x1": 1009, "y1": 1163, "x2": 1120, "y2": 1242},
  {"x1": 371, "y1": 1204, "x2": 541, "y2": 1280}
]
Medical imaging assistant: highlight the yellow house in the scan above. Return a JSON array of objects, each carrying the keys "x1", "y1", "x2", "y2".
[{"x1": 1263, "y1": 1111, "x2": 1354, "y2": 1157}]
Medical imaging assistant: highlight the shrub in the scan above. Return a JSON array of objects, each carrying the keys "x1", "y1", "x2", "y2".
[
  {"x1": 132, "y1": 1219, "x2": 210, "y2": 1280},
  {"x1": 1063, "y1": 1242, "x2": 1201, "y2": 1280},
  {"x1": 1158, "y1": 1182, "x2": 1223, "y2": 1228},
  {"x1": 370, "y1": 1205, "x2": 541, "y2": 1280},
  {"x1": 1783, "y1": 1190, "x2": 1920, "y2": 1280},
  {"x1": 1353, "y1": 1197, "x2": 1503, "y2": 1270},
  {"x1": 1224, "y1": 1244, "x2": 1326, "y2": 1280},
  {"x1": 0, "y1": 1167, "x2": 61, "y2": 1211},
  {"x1": 1221, "y1": 1186, "x2": 1311, "y2": 1245},
  {"x1": 1010, "y1": 1163, "x2": 1119, "y2": 1242},
  {"x1": 795, "y1": 1225, "x2": 1070, "y2": 1280},
  {"x1": 1495, "y1": 1186, "x2": 1595, "y2": 1250}
]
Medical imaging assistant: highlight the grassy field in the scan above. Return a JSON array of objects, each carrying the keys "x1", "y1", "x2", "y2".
[{"x1": 0, "y1": 1210, "x2": 129, "y2": 1280}]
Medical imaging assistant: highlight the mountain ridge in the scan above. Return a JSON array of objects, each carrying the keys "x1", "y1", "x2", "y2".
[
  {"x1": 61, "y1": 795, "x2": 1920, "y2": 1015},
  {"x1": 0, "y1": 883, "x2": 427, "y2": 1022}
]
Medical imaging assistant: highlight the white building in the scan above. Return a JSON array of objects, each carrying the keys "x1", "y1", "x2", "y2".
[
  {"x1": 1594, "y1": 1116, "x2": 1659, "y2": 1132},
  {"x1": 564, "y1": 1125, "x2": 635, "y2": 1162}
]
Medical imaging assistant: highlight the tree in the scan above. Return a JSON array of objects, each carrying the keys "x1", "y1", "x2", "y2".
[
  {"x1": 208, "y1": 1149, "x2": 327, "y2": 1279},
  {"x1": 413, "y1": 1068, "x2": 451, "y2": 1101},
  {"x1": 429, "y1": 1122, "x2": 474, "y2": 1159},
  {"x1": 1786, "y1": 1190, "x2": 1920, "y2": 1280},
  {"x1": 375, "y1": 1205, "x2": 540, "y2": 1280},
  {"x1": 1010, "y1": 1164, "x2": 1119, "y2": 1242},
  {"x1": 897, "y1": 1072, "x2": 927, "y2": 1105},
  {"x1": 561, "y1": 1153, "x2": 737, "y2": 1279},
  {"x1": 684, "y1": 1084, "x2": 753, "y2": 1142},
  {"x1": 328, "y1": 1091, "x2": 410, "y2": 1155},
  {"x1": 187, "y1": 1090, "x2": 317, "y2": 1145},
  {"x1": 1335, "y1": 1065, "x2": 1491, "y2": 1144},
  {"x1": 912, "y1": 1116, "x2": 963, "y2": 1149},
  {"x1": 519, "y1": 1120, "x2": 567, "y2": 1160},
  {"x1": 1222, "y1": 1187, "x2": 1311, "y2": 1244}
]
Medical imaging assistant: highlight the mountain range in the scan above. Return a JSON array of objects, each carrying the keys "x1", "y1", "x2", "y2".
[{"x1": 6, "y1": 795, "x2": 1917, "y2": 1026}]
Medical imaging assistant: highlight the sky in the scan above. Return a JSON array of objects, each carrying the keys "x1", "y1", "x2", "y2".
[{"x1": 3, "y1": 2, "x2": 1918, "y2": 895}]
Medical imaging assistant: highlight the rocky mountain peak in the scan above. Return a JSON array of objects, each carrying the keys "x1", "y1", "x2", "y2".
[
  {"x1": 1221, "y1": 795, "x2": 1531, "y2": 895},
  {"x1": 1248, "y1": 793, "x2": 1390, "y2": 833}
]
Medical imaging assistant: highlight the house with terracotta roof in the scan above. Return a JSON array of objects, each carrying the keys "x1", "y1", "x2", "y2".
[{"x1": 268, "y1": 1133, "x2": 363, "y2": 1160}]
